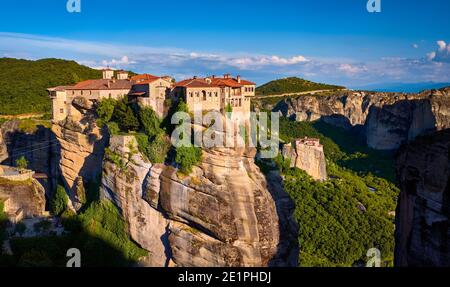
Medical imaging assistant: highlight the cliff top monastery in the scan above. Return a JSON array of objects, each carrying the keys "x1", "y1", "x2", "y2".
[{"x1": 48, "y1": 69, "x2": 256, "y2": 122}]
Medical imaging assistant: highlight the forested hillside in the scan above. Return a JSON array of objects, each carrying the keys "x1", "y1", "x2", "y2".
[
  {"x1": 258, "y1": 118, "x2": 399, "y2": 267},
  {"x1": 0, "y1": 58, "x2": 102, "y2": 115},
  {"x1": 256, "y1": 77, "x2": 345, "y2": 96}
]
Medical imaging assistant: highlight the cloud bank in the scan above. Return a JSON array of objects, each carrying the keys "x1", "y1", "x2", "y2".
[{"x1": 1, "y1": 32, "x2": 450, "y2": 87}]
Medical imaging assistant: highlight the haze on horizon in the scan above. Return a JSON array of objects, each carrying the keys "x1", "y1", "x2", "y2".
[{"x1": 1, "y1": 0, "x2": 450, "y2": 90}]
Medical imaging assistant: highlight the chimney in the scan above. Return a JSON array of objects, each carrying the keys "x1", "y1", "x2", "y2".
[
  {"x1": 193, "y1": 76, "x2": 197, "y2": 79},
  {"x1": 224, "y1": 73, "x2": 230, "y2": 79},
  {"x1": 236, "y1": 75, "x2": 241, "y2": 83},
  {"x1": 107, "y1": 80, "x2": 111, "y2": 88},
  {"x1": 212, "y1": 75, "x2": 216, "y2": 79}
]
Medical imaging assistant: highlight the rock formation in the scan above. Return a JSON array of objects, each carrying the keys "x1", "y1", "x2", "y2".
[
  {"x1": 52, "y1": 98, "x2": 108, "y2": 210},
  {"x1": 0, "y1": 178, "x2": 47, "y2": 222},
  {"x1": 0, "y1": 120, "x2": 59, "y2": 194},
  {"x1": 100, "y1": 134, "x2": 298, "y2": 267},
  {"x1": 272, "y1": 87, "x2": 450, "y2": 150},
  {"x1": 395, "y1": 129, "x2": 450, "y2": 266},
  {"x1": 282, "y1": 138, "x2": 327, "y2": 181}
]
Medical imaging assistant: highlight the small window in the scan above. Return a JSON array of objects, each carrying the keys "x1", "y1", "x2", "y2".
[{"x1": 60, "y1": 108, "x2": 64, "y2": 114}]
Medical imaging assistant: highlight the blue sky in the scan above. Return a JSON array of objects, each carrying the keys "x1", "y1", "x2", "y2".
[{"x1": 1, "y1": 0, "x2": 450, "y2": 87}]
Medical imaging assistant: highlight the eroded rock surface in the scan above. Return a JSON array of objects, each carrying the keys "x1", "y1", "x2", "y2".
[
  {"x1": 282, "y1": 138, "x2": 327, "y2": 181},
  {"x1": 272, "y1": 88, "x2": 450, "y2": 150},
  {"x1": 395, "y1": 129, "x2": 450, "y2": 266},
  {"x1": 101, "y1": 135, "x2": 298, "y2": 267},
  {"x1": 52, "y1": 102, "x2": 108, "y2": 209}
]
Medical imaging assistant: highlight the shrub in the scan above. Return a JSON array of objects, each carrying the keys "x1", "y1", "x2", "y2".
[
  {"x1": 50, "y1": 185, "x2": 68, "y2": 216},
  {"x1": 135, "y1": 133, "x2": 170, "y2": 164},
  {"x1": 15, "y1": 156, "x2": 28, "y2": 171},
  {"x1": 106, "y1": 121, "x2": 120, "y2": 135},
  {"x1": 78, "y1": 200, "x2": 148, "y2": 262},
  {"x1": 175, "y1": 146, "x2": 202, "y2": 174}
]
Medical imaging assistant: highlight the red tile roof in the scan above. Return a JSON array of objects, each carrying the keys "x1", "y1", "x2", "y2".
[
  {"x1": 67, "y1": 79, "x2": 132, "y2": 90},
  {"x1": 175, "y1": 76, "x2": 255, "y2": 88},
  {"x1": 133, "y1": 78, "x2": 160, "y2": 85},
  {"x1": 131, "y1": 74, "x2": 159, "y2": 83}
]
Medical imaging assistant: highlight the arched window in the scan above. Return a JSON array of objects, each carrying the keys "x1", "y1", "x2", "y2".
[{"x1": 202, "y1": 90, "x2": 207, "y2": 101}]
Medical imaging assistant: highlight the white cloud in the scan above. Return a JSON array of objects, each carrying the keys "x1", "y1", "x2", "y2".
[
  {"x1": 428, "y1": 40, "x2": 450, "y2": 63},
  {"x1": 437, "y1": 40, "x2": 447, "y2": 51},
  {"x1": 413, "y1": 43, "x2": 419, "y2": 49},
  {"x1": 101, "y1": 56, "x2": 135, "y2": 68},
  {"x1": 1, "y1": 32, "x2": 450, "y2": 86},
  {"x1": 338, "y1": 63, "x2": 367, "y2": 74}
]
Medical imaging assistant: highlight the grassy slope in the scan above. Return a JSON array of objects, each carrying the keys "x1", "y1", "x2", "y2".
[
  {"x1": 0, "y1": 58, "x2": 102, "y2": 115},
  {"x1": 256, "y1": 77, "x2": 345, "y2": 96}
]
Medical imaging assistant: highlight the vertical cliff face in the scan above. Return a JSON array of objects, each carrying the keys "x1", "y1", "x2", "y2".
[
  {"x1": 272, "y1": 88, "x2": 450, "y2": 150},
  {"x1": 395, "y1": 130, "x2": 450, "y2": 266},
  {"x1": 100, "y1": 135, "x2": 298, "y2": 267},
  {"x1": 52, "y1": 100, "x2": 108, "y2": 209},
  {"x1": 282, "y1": 139, "x2": 327, "y2": 181}
]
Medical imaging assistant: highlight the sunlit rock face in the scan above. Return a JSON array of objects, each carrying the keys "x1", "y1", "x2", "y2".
[
  {"x1": 101, "y1": 134, "x2": 298, "y2": 267},
  {"x1": 282, "y1": 138, "x2": 327, "y2": 181},
  {"x1": 395, "y1": 130, "x2": 450, "y2": 266},
  {"x1": 52, "y1": 99, "x2": 108, "y2": 210},
  {"x1": 272, "y1": 88, "x2": 450, "y2": 150}
]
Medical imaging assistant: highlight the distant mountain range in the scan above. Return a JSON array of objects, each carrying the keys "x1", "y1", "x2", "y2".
[{"x1": 352, "y1": 82, "x2": 450, "y2": 93}]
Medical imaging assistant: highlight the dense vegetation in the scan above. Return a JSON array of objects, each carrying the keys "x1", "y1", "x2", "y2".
[
  {"x1": 258, "y1": 118, "x2": 399, "y2": 267},
  {"x1": 256, "y1": 77, "x2": 345, "y2": 96},
  {"x1": 50, "y1": 185, "x2": 69, "y2": 216},
  {"x1": 0, "y1": 178, "x2": 147, "y2": 267},
  {"x1": 0, "y1": 58, "x2": 103, "y2": 115}
]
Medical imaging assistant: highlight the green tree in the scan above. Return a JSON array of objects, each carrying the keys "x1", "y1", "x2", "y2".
[
  {"x1": 15, "y1": 156, "x2": 28, "y2": 171},
  {"x1": 96, "y1": 98, "x2": 117, "y2": 126},
  {"x1": 113, "y1": 98, "x2": 139, "y2": 132},
  {"x1": 51, "y1": 185, "x2": 69, "y2": 216},
  {"x1": 139, "y1": 107, "x2": 163, "y2": 138},
  {"x1": 175, "y1": 146, "x2": 202, "y2": 174},
  {"x1": 175, "y1": 100, "x2": 190, "y2": 114}
]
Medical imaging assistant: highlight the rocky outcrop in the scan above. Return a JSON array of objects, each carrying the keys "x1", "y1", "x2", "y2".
[
  {"x1": 0, "y1": 178, "x2": 47, "y2": 220},
  {"x1": 0, "y1": 120, "x2": 59, "y2": 194},
  {"x1": 272, "y1": 87, "x2": 450, "y2": 150},
  {"x1": 282, "y1": 138, "x2": 327, "y2": 181},
  {"x1": 52, "y1": 102, "x2": 108, "y2": 210},
  {"x1": 395, "y1": 129, "x2": 450, "y2": 266},
  {"x1": 101, "y1": 135, "x2": 298, "y2": 267}
]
